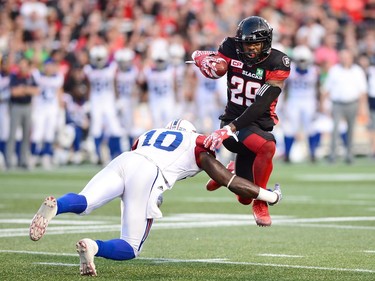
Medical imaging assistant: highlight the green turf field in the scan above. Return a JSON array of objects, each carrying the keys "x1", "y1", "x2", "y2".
[{"x1": 1, "y1": 159, "x2": 374, "y2": 281}]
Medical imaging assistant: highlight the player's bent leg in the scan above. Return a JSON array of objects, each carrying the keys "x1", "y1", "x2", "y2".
[
  {"x1": 76, "y1": 238, "x2": 99, "y2": 276},
  {"x1": 95, "y1": 239, "x2": 136, "y2": 260},
  {"x1": 206, "y1": 160, "x2": 235, "y2": 191},
  {"x1": 29, "y1": 196, "x2": 57, "y2": 241},
  {"x1": 251, "y1": 140, "x2": 275, "y2": 227}
]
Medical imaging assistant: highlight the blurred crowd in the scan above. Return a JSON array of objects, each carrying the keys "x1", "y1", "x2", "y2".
[{"x1": 0, "y1": 0, "x2": 374, "y2": 170}]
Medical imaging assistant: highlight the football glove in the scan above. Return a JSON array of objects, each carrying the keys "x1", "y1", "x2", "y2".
[
  {"x1": 203, "y1": 125, "x2": 238, "y2": 151},
  {"x1": 191, "y1": 50, "x2": 221, "y2": 79}
]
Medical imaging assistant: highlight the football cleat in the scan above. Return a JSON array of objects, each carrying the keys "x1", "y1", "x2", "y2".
[
  {"x1": 76, "y1": 238, "x2": 99, "y2": 276},
  {"x1": 206, "y1": 161, "x2": 235, "y2": 191},
  {"x1": 268, "y1": 183, "x2": 282, "y2": 206},
  {"x1": 252, "y1": 199, "x2": 272, "y2": 227},
  {"x1": 29, "y1": 196, "x2": 57, "y2": 241}
]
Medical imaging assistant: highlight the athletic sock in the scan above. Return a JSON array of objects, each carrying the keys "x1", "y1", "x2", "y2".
[
  {"x1": 42, "y1": 142, "x2": 53, "y2": 156},
  {"x1": 256, "y1": 188, "x2": 277, "y2": 204},
  {"x1": 0, "y1": 140, "x2": 5, "y2": 155},
  {"x1": 96, "y1": 239, "x2": 136, "y2": 260},
  {"x1": 108, "y1": 136, "x2": 121, "y2": 159},
  {"x1": 284, "y1": 136, "x2": 294, "y2": 161},
  {"x1": 56, "y1": 193, "x2": 87, "y2": 215},
  {"x1": 94, "y1": 136, "x2": 103, "y2": 161}
]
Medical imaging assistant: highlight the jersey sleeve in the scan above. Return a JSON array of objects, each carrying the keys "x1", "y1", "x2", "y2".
[
  {"x1": 265, "y1": 50, "x2": 291, "y2": 81},
  {"x1": 218, "y1": 37, "x2": 236, "y2": 60},
  {"x1": 194, "y1": 135, "x2": 215, "y2": 168}
]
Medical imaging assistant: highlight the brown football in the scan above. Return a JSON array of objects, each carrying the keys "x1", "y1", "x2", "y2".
[{"x1": 209, "y1": 56, "x2": 228, "y2": 79}]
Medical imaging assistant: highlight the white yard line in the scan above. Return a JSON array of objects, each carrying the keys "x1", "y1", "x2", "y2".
[
  {"x1": 34, "y1": 262, "x2": 77, "y2": 267},
  {"x1": 1, "y1": 215, "x2": 375, "y2": 238},
  {"x1": 1, "y1": 250, "x2": 371, "y2": 274},
  {"x1": 257, "y1": 253, "x2": 304, "y2": 258},
  {"x1": 295, "y1": 173, "x2": 375, "y2": 181}
]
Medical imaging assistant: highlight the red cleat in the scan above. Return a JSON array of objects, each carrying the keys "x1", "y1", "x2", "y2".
[
  {"x1": 252, "y1": 199, "x2": 272, "y2": 227},
  {"x1": 206, "y1": 161, "x2": 235, "y2": 191}
]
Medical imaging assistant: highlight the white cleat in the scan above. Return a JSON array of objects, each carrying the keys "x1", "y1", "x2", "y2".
[
  {"x1": 76, "y1": 238, "x2": 99, "y2": 276},
  {"x1": 269, "y1": 183, "x2": 282, "y2": 206},
  {"x1": 29, "y1": 196, "x2": 57, "y2": 241}
]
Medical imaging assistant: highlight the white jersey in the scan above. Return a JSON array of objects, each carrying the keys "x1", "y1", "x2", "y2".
[
  {"x1": 286, "y1": 64, "x2": 319, "y2": 100},
  {"x1": 0, "y1": 72, "x2": 10, "y2": 101},
  {"x1": 126, "y1": 128, "x2": 209, "y2": 187},
  {"x1": 193, "y1": 67, "x2": 220, "y2": 133},
  {"x1": 83, "y1": 62, "x2": 117, "y2": 101},
  {"x1": 0, "y1": 72, "x2": 10, "y2": 141},
  {"x1": 79, "y1": 128, "x2": 212, "y2": 255},
  {"x1": 143, "y1": 66, "x2": 175, "y2": 104},
  {"x1": 32, "y1": 70, "x2": 64, "y2": 107},
  {"x1": 194, "y1": 67, "x2": 218, "y2": 99},
  {"x1": 173, "y1": 63, "x2": 186, "y2": 102},
  {"x1": 116, "y1": 67, "x2": 139, "y2": 100}
]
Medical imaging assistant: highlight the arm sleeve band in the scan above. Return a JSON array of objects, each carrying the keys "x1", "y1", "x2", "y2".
[{"x1": 232, "y1": 84, "x2": 281, "y2": 130}]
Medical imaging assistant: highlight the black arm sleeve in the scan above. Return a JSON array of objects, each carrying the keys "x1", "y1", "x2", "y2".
[{"x1": 231, "y1": 84, "x2": 281, "y2": 130}]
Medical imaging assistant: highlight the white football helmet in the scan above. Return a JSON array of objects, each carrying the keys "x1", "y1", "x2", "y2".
[
  {"x1": 114, "y1": 48, "x2": 135, "y2": 62},
  {"x1": 89, "y1": 45, "x2": 109, "y2": 68},
  {"x1": 169, "y1": 43, "x2": 185, "y2": 64},
  {"x1": 292, "y1": 45, "x2": 313, "y2": 70},
  {"x1": 165, "y1": 119, "x2": 197, "y2": 133},
  {"x1": 114, "y1": 48, "x2": 135, "y2": 71}
]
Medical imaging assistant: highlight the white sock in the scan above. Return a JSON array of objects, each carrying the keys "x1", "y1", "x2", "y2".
[{"x1": 256, "y1": 188, "x2": 277, "y2": 204}]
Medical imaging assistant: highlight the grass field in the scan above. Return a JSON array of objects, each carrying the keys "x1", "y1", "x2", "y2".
[{"x1": 1, "y1": 158, "x2": 375, "y2": 281}]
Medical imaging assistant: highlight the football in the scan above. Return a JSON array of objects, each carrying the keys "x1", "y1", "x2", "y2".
[{"x1": 209, "y1": 56, "x2": 228, "y2": 79}]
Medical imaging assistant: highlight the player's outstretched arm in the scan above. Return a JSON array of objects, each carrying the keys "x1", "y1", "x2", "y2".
[{"x1": 198, "y1": 152, "x2": 281, "y2": 205}]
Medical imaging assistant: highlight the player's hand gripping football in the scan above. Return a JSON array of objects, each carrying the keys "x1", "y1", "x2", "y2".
[
  {"x1": 191, "y1": 50, "x2": 222, "y2": 79},
  {"x1": 204, "y1": 125, "x2": 238, "y2": 151}
]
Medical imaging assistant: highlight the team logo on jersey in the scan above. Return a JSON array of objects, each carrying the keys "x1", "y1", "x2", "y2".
[
  {"x1": 242, "y1": 69, "x2": 263, "y2": 80},
  {"x1": 256, "y1": 68, "x2": 264, "y2": 77},
  {"x1": 231, "y1": 59, "x2": 243, "y2": 68},
  {"x1": 282, "y1": 56, "x2": 291, "y2": 67}
]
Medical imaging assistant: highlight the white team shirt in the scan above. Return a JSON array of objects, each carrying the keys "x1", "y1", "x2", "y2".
[
  {"x1": 194, "y1": 67, "x2": 218, "y2": 96},
  {"x1": 32, "y1": 70, "x2": 63, "y2": 107},
  {"x1": 83, "y1": 62, "x2": 117, "y2": 100},
  {"x1": 143, "y1": 66, "x2": 175, "y2": 103},
  {"x1": 132, "y1": 128, "x2": 210, "y2": 188},
  {"x1": 116, "y1": 67, "x2": 139, "y2": 100},
  {"x1": 324, "y1": 64, "x2": 367, "y2": 102},
  {"x1": 0, "y1": 72, "x2": 10, "y2": 101},
  {"x1": 286, "y1": 64, "x2": 319, "y2": 100}
]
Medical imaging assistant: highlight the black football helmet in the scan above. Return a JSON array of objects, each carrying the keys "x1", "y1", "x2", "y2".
[{"x1": 234, "y1": 16, "x2": 273, "y2": 65}]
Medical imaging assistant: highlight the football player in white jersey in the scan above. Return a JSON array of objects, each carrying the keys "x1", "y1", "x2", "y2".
[
  {"x1": 114, "y1": 48, "x2": 140, "y2": 150},
  {"x1": 282, "y1": 45, "x2": 321, "y2": 162},
  {"x1": 141, "y1": 49, "x2": 177, "y2": 128},
  {"x1": 84, "y1": 45, "x2": 123, "y2": 163},
  {"x1": 30, "y1": 58, "x2": 64, "y2": 169},
  {"x1": 0, "y1": 55, "x2": 10, "y2": 166},
  {"x1": 188, "y1": 65, "x2": 222, "y2": 134},
  {"x1": 29, "y1": 119, "x2": 282, "y2": 277},
  {"x1": 169, "y1": 42, "x2": 187, "y2": 118}
]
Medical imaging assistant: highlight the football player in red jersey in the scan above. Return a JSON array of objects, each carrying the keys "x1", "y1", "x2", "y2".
[{"x1": 193, "y1": 16, "x2": 291, "y2": 227}]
